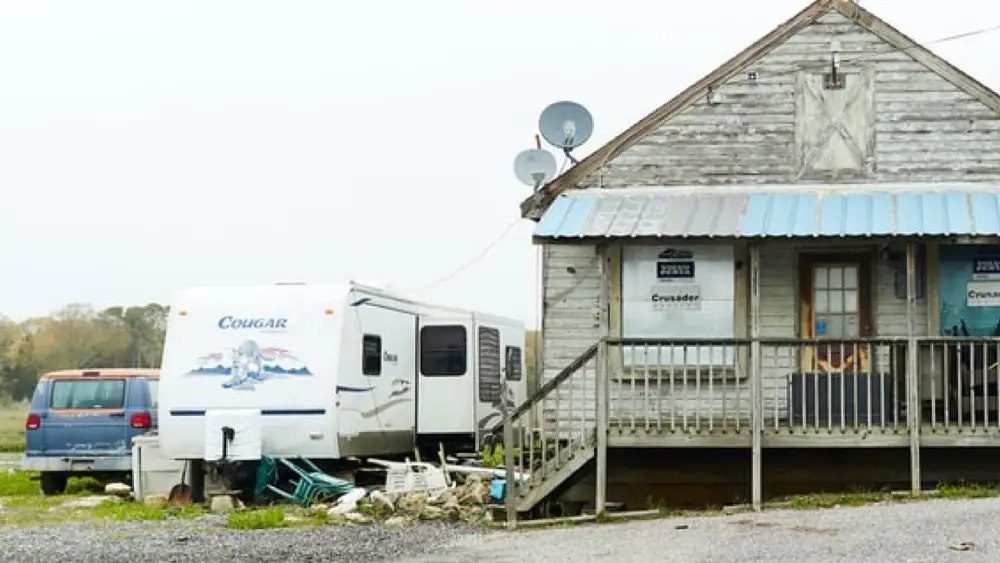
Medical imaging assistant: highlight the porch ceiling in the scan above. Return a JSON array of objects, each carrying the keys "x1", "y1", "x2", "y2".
[{"x1": 532, "y1": 184, "x2": 1000, "y2": 241}]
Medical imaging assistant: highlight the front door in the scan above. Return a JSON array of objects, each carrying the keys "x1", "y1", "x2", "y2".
[{"x1": 799, "y1": 253, "x2": 873, "y2": 372}]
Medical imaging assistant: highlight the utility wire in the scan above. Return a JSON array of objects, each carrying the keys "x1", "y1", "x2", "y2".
[{"x1": 406, "y1": 217, "x2": 523, "y2": 294}]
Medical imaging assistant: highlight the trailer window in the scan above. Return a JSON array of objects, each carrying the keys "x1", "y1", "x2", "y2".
[
  {"x1": 478, "y1": 327, "x2": 502, "y2": 403},
  {"x1": 505, "y1": 346, "x2": 523, "y2": 381},
  {"x1": 420, "y1": 325, "x2": 466, "y2": 376},
  {"x1": 362, "y1": 334, "x2": 382, "y2": 376}
]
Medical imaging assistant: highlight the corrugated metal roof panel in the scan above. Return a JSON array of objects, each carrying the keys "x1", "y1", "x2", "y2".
[{"x1": 532, "y1": 185, "x2": 1000, "y2": 239}]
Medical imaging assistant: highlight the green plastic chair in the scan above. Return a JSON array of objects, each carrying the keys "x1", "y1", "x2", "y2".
[{"x1": 255, "y1": 456, "x2": 355, "y2": 506}]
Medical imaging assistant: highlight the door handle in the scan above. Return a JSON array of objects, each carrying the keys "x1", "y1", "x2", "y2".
[{"x1": 108, "y1": 412, "x2": 125, "y2": 418}]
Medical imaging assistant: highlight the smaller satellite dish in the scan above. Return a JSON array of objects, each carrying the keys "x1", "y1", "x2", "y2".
[
  {"x1": 539, "y1": 101, "x2": 594, "y2": 151},
  {"x1": 513, "y1": 148, "x2": 557, "y2": 188}
]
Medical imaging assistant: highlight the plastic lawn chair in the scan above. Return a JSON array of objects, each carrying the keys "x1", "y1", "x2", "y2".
[
  {"x1": 278, "y1": 457, "x2": 355, "y2": 502},
  {"x1": 254, "y1": 456, "x2": 279, "y2": 498}
]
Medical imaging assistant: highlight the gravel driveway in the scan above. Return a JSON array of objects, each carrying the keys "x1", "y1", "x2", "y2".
[
  {"x1": 0, "y1": 517, "x2": 481, "y2": 562},
  {"x1": 401, "y1": 497, "x2": 1000, "y2": 563},
  {"x1": 5, "y1": 496, "x2": 1000, "y2": 562}
]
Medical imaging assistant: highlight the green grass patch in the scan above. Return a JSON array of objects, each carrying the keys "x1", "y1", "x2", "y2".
[
  {"x1": 779, "y1": 490, "x2": 891, "y2": 510},
  {"x1": 0, "y1": 438, "x2": 24, "y2": 453},
  {"x1": 935, "y1": 482, "x2": 1000, "y2": 498},
  {"x1": 226, "y1": 506, "x2": 330, "y2": 530},
  {"x1": 0, "y1": 470, "x2": 38, "y2": 496},
  {"x1": 0, "y1": 403, "x2": 27, "y2": 453},
  {"x1": 227, "y1": 507, "x2": 291, "y2": 529},
  {"x1": 92, "y1": 499, "x2": 205, "y2": 521},
  {"x1": 65, "y1": 476, "x2": 104, "y2": 495}
]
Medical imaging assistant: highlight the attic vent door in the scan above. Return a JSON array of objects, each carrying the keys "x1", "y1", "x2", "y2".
[{"x1": 794, "y1": 67, "x2": 874, "y2": 179}]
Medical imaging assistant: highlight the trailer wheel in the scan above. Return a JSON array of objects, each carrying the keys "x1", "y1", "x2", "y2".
[{"x1": 39, "y1": 472, "x2": 67, "y2": 496}]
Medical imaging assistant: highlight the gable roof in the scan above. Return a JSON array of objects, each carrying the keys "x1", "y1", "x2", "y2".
[{"x1": 519, "y1": 0, "x2": 1000, "y2": 220}]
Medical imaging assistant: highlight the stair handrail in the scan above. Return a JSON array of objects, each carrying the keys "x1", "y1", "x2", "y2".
[{"x1": 487, "y1": 341, "x2": 600, "y2": 437}]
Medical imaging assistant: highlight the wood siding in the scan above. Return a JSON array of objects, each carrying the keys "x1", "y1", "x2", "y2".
[
  {"x1": 580, "y1": 10, "x2": 1000, "y2": 188},
  {"x1": 540, "y1": 245, "x2": 603, "y2": 384}
]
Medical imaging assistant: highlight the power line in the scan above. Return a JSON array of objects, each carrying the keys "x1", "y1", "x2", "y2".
[
  {"x1": 726, "y1": 22, "x2": 1000, "y2": 86},
  {"x1": 405, "y1": 217, "x2": 523, "y2": 294}
]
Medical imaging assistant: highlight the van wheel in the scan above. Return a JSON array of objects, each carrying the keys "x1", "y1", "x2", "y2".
[{"x1": 40, "y1": 472, "x2": 67, "y2": 496}]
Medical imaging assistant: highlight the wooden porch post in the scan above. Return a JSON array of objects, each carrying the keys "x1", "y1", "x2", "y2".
[
  {"x1": 906, "y1": 241, "x2": 921, "y2": 494},
  {"x1": 595, "y1": 245, "x2": 610, "y2": 515},
  {"x1": 750, "y1": 243, "x2": 763, "y2": 511}
]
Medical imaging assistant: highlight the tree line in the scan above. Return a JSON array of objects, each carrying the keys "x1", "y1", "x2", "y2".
[
  {"x1": 0, "y1": 303, "x2": 168, "y2": 402},
  {"x1": 0, "y1": 305, "x2": 541, "y2": 403}
]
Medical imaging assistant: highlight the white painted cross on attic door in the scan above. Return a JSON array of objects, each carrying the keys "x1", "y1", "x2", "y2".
[{"x1": 793, "y1": 66, "x2": 875, "y2": 179}]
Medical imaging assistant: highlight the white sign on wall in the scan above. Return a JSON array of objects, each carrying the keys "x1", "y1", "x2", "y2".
[
  {"x1": 967, "y1": 281, "x2": 1000, "y2": 307},
  {"x1": 622, "y1": 245, "x2": 736, "y2": 366}
]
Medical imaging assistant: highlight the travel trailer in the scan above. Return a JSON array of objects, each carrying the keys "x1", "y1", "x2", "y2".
[{"x1": 157, "y1": 282, "x2": 526, "y2": 488}]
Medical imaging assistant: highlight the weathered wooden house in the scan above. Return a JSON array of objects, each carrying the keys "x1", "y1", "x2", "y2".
[{"x1": 501, "y1": 0, "x2": 1000, "y2": 521}]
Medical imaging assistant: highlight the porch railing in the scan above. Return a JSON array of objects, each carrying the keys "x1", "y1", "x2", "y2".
[
  {"x1": 919, "y1": 338, "x2": 1000, "y2": 433},
  {"x1": 606, "y1": 337, "x2": 911, "y2": 437}
]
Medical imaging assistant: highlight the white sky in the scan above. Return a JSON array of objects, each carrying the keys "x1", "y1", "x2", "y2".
[{"x1": 1, "y1": 0, "x2": 998, "y2": 328}]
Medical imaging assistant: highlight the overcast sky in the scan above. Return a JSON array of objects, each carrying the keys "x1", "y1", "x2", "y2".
[{"x1": 1, "y1": 0, "x2": 998, "y2": 328}]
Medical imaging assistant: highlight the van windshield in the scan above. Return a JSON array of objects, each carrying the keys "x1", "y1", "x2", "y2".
[{"x1": 50, "y1": 379, "x2": 126, "y2": 410}]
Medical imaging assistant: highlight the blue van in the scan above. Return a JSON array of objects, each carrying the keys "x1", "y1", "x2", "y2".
[{"x1": 21, "y1": 368, "x2": 160, "y2": 495}]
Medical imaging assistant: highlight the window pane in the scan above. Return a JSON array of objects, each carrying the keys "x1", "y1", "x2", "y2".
[
  {"x1": 828, "y1": 267, "x2": 843, "y2": 288},
  {"x1": 362, "y1": 334, "x2": 381, "y2": 376},
  {"x1": 844, "y1": 289, "x2": 858, "y2": 313},
  {"x1": 845, "y1": 314, "x2": 859, "y2": 337},
  {"x1": 826, "y1": 316, "x2": 844, "y2": 337},
  {"x1": 505, "y1": 346, "x2": 523, "y2": 381},
  {"x1": 50, "y1": 379, "x2": 126, "y2": 409},
  {"x1": 829, "y1": 290, "x2": 844, "y2": 313},
  {"x1": 148, "y1": 380, "x2": 159, "y2": 410},
  {"x1": 814, "y1": 267, "x2": 828, "y2": 289},
  {"x1": 815, "y1": 315, "x2": 829, "y2": 336},
  {"x1": 421, "y1": 326, "x2": 467, "y2": 377},
  {"x1": 844, "y1": 266, "x2": 858, "y2": 289},
  {"x1": 814, "y1": 290, "x2": 829, "y2": 313}
]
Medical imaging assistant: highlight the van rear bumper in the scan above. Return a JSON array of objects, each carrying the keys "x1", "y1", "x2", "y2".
[{"x1": 20, "y1": 454, "x2": 133, "y2": 473}]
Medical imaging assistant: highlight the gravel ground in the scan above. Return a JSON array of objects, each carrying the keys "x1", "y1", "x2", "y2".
[
  {"x1": 5, "y1": 496, "x2": 1000, "y2": 562},
  {"x1": 401, "y1": 497, "x2": 1000, "y2": 563},
  {"x1": 0, "y1": 516, "x2": 483, "y2": 562}
]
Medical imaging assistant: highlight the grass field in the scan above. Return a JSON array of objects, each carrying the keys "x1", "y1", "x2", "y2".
[{"x1": 0, "y1": 402, "x2": 27, "y2": 453}]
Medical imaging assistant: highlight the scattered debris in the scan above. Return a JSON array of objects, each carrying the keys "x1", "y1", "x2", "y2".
[
  {"x1": 143, "y1": 494, "x2": 169, "y2": 509},
  {"x1": 210, "y1": 495, "x2": 236, "y2": 513},
  {"x1": 104, "y1": 482, "x2": 132, "y2": 498},
  {"x1": 950, "y1": 541, "x2": 975, "y2": 551}
]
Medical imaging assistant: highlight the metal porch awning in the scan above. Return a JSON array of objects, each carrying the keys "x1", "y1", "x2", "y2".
[{"x1": 532, "y1": 184, "x2": 1000, "y2": 240}]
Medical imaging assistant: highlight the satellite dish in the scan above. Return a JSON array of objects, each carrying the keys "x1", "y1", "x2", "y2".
[
  {"x1": 538, "y1": 101, "x2": 594, "y2": 151},
  {"x1": 513, "y1": 148, "x2": 557, "y2": 188}
]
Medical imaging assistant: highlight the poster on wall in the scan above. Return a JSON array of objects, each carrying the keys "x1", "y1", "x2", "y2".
[
  {"x1": 939, "y1": 246, "x2": 1000, "y2": 336},
  {"x1": 621, "y1": 245, "x2": 736, "y2": 366}
]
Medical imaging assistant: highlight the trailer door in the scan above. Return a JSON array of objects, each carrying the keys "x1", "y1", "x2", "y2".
[{"x1": 416, "y1": 321, "x2": 474, "y2": 438}]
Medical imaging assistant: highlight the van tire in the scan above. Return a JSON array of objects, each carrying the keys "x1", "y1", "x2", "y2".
[{"x1": 40, "y1": 472, "x2": 67, "y2": 496}]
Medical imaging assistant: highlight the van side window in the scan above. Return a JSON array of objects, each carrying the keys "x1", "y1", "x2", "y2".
[
  {"x1": 362, "y1": 334, "x2": 382, "y2": 376},
  {"x1": 420, "y1": 325, "x2": 466, "y2": 377},
  {"x1": 505, "y1": 346, "x2": 523, "y2": 381},
  {"x1": 478, "y1": 327, "x2": 502, "y2": 403}
]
